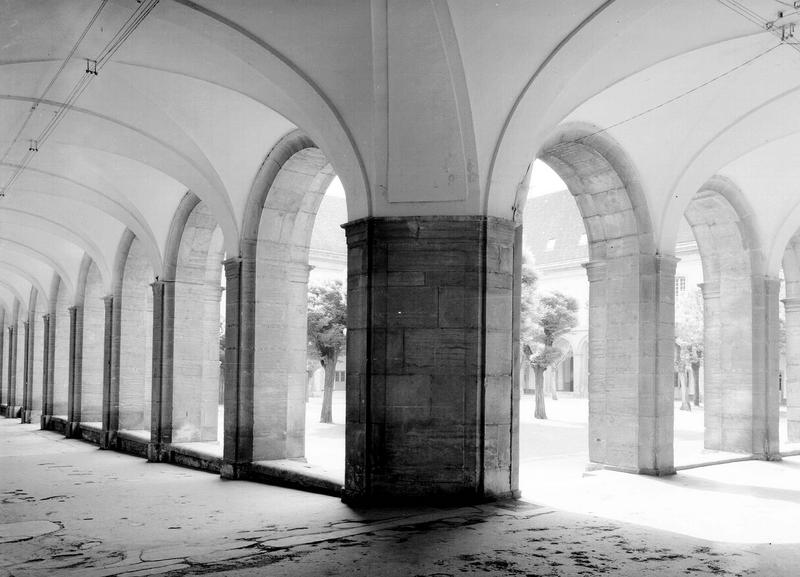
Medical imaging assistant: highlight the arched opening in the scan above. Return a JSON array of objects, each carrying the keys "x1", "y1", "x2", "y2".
[
  {"x1": 5, "y1": 301, "x2": 22, "y2": 418},
  {"x1": 245, "y1": 134, "x2": 342, "y2": 481},
  {"x1": 51, "y1": 277, "x2": 70, "y2": 421},
  {"x1": 780, "y1": 231, "x2": 800, "y2": 452},
  {"x1": 519, "y1": 159, "x2": 590, "y2": 494},
  {"x1": 682, "y1": 178, "x2": 777, "y2": 463},
  {"x1": 117, "y1": 237, "x2": 154, "y2": 438},
  {"x1": 79, "y1": 259, "x2": 106, "y2": 432},
  {"x1": 517, "y1": 127, "x2": 672, "y2": 501},
  {"x1": 15, "y1": 301, "x2": 26, "y2": 420},
  {"x1": 671, "y1": 211, "x2": 706, "y2": 466},
  {"x1": 26, "y1": 289, "x2": 46, "y2": 424},
  {"x1": 171, "y1": 202, "x2": 225, "y2": 451}
]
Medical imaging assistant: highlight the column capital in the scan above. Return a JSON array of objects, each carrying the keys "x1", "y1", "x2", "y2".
[
  {"x1": 582, "y1": 260, "x2": 607, "y2": 283},
  {"x1": 783, "y1": 297, "x2": 800, "y2": 313},
  {"x1": 655, "y1": 254, "x2": 679, "y2": 275},
  {"x1": 698, "y1": 281, "x2": 720, "y2": 300},
  {"x1": 223, "y1": 256, "x2": 242, "y2": 279}
]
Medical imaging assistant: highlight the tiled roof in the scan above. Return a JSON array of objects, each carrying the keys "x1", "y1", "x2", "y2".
[
  {"x1": 523, "y1": 190, "x2": 588, "y2": 266},
  {"x1": 524, "y1": 189, "x2": 695, "y2": 267}
]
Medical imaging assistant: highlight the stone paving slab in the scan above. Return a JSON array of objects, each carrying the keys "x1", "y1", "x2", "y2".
[{"x1": 6, "y1": 412, "x2": 800, "y2": 575}]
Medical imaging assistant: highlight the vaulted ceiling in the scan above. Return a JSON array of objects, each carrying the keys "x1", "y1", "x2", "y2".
[{"x1": 3, "y1": 0, "x2": 800, "y2": 318}]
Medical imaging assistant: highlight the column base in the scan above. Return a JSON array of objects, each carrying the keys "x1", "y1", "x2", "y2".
[
  {"x1": 341, "y1": 488, "x2": 521, "y2": 507},
  {"x1": 587, "y1": 462, "x2": 676, "y2": 477},
  {"x1": 65, "y1": 421, "x2": 81, "y2": 438},
  {"x1": 146, "y1": 443, "x2": 170, "y2": 463},
  {"x1": 99, "y1": 430, "x2": 117, "y2": 450},
  {"x1": 220, "y1": 462, "x2": 250, "y2": 480}
]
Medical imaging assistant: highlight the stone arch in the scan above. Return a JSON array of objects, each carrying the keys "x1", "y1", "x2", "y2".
[
  {"x1": 685, "y1": 175, "x2": 777, "y2": 456},
  {"x1": 115, "y1": 233, "x2": 154, "y2": 432},
  {"x1": 530, "y1": 126, "x2": 673, "y2": 474},
  {"x1": 784, "y1": 234, "x2": 800, "y2": 443},
  {"x1": 79, "y1": 258, "x2": 107, "y2": 426},
  {"x1": 536, "y1": 125, "x2": 654, "y2": 258},
  {"x1": 233, "y1": 130, "x2": 336, "y2": 463},
  {"x1": 51, "y1": 275, "x2": 70, "y2": 417},
  {"x1": 6, "y1": 299, "x2": 23, "y2": 417},
  {"x1": 167, "y1": 200, "x2": 225, "y2": 444},
  {"x1": 25, "y1": 287, "x2": 46, "y2": 424}
]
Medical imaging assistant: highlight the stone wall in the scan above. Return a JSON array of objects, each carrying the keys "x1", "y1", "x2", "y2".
[{"x1": 343, "y1": 216, "x2": 517, "y2": 503}]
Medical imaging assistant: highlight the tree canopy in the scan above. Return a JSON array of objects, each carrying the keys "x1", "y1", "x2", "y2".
[
  {"x1": 307, "y1": 280, "x2": 347, "y2": 362},
  {"x1": 674, "y1": 287, "x2": 703, "y2": 370}
]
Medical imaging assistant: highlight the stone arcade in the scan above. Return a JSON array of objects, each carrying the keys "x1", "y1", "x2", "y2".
[{"x1": 1, "y1": 0, "x2": 799, "y2": 508}]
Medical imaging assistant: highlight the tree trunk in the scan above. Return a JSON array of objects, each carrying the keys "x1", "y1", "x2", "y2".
[
  {"x1": 550, "y1": 367, "x2": 559, "y2": 401},
  {"x1": 320, "y1": 352, "x2": 338, "y2": 423},
  {"x1": 522, "y1": 359, "x2": 533, "y2": 394},
  {"x1": 534, "y1": 366, "x2": 547, "y2": 419},
  {"x1": 679, "y1": 369, "x2": 691, "y2": 411},
  {"x1": 691, "y1": 362, "x2": 701, "y2": 406}
]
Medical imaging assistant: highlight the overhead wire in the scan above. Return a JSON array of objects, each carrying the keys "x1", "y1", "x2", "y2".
[
  {"x1": 0, "y1": 0, "x2": 160, "y2": 197},
  {"x1": 549, "y1": 0, "x2": 796, "y2": 153},
  {"x1": 0, "y1": 0, "x2": 109, "y2": 167}
]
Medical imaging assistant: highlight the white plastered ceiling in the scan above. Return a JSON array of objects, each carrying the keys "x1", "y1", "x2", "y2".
[{"x1": 3, "y1": 0, "x2": 800, "y2": 320}]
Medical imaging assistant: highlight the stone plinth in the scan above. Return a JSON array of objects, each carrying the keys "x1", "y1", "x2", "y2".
[{"x1": 343, "y1": 216, "x2": 518, "y2": 504}]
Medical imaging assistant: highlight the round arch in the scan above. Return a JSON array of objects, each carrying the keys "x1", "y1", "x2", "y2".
[{"x1": 234, "y1": 129, "x2": 337, "y2": 463}]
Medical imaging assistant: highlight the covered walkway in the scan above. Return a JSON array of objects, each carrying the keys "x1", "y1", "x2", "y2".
[{"x1": 4, "y1": 415, "x2": 800, "y2": 576}]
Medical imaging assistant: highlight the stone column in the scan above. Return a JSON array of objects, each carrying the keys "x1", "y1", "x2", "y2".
[
  {"x1": 584, "y1": 261, "x2": 608, "y2": 466},
  {"x1": 783, "y1": 294, "x2": 800, "y2": 441},
  {"x1": 6, "y1": 326, "x2": 16, "y2": 418},
  {"x1": 148, "y1": 280, "x2": 173, "y2": 461},
  {"x1": 221, "y1": 257, "x2": 251, "y2": 479},
  {"x1": 753, "y1": 276, "x2": 780, "y2": 458},
  {"x1": 46, "y1": 311, "x2": 56, "y2": 423},
  {"x1": 583, "y1": 255, "x2": 676, "y2": 475},
  {"x1": 101, "y1": 295, "x2": 116, "y2": 449},
  {"x1": 704, "y1": 275, "x2": 780, "y2": 457},
  {"x1": 0, "y1": 325, "x2": 4, "y2": 412},
  {"x1": 245, "y1": 256, "x2": 311, "y2": 464},
  {"x1": 66, "y1": 305, "x2": 83, "y2": 438},
  {"x1": 41, "y1": 314, "x2": 51, "y2": 429},
  {"x1": 21, "y1": 321, "x2": 30, "y2": 423},
  {"x1": 343, "y1": 216, "x2": 518, "y2": 504}
]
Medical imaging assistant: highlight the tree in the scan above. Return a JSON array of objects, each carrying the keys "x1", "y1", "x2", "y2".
[
  {"x1": 521, "y1": 275, "x2": 578, "y2": 420},
  {"x1": 675, "y1": 287, "x2": 703, "y2": 408},
  {"x1": 520, "y1": 257, "x2": 538, "y2": 396},
  {"x1": 307, "y1": 280, "x2": 347, "y2": 423}
]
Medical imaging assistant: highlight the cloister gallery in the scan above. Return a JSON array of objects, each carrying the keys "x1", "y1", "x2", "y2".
[{"x1": 3, "y1": 0, "x2": 800, "y2": 506}]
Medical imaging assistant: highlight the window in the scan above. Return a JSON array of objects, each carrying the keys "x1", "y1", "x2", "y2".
[
  {"x1": 675, "y1": 276, "x2": 686, "y2": 295},
  {"x1": 335, "y1": 370, "x2": 346, "y2": 383},
  {"x1": 545, "y1": 238, "x2": 556, "y2": 251},
  {"x1": 578, "y1": 233, "x2": 587, "y2": 246}
]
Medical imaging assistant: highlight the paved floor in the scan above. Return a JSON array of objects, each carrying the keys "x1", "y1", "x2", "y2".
[{"x1": 4, "y1": 397, "x2": 800, "y2": 576}]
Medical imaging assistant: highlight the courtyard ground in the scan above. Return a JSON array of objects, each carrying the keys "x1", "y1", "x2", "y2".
[{"x1": 4, "y1": 394, "x2": 800, "y2": 575}]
